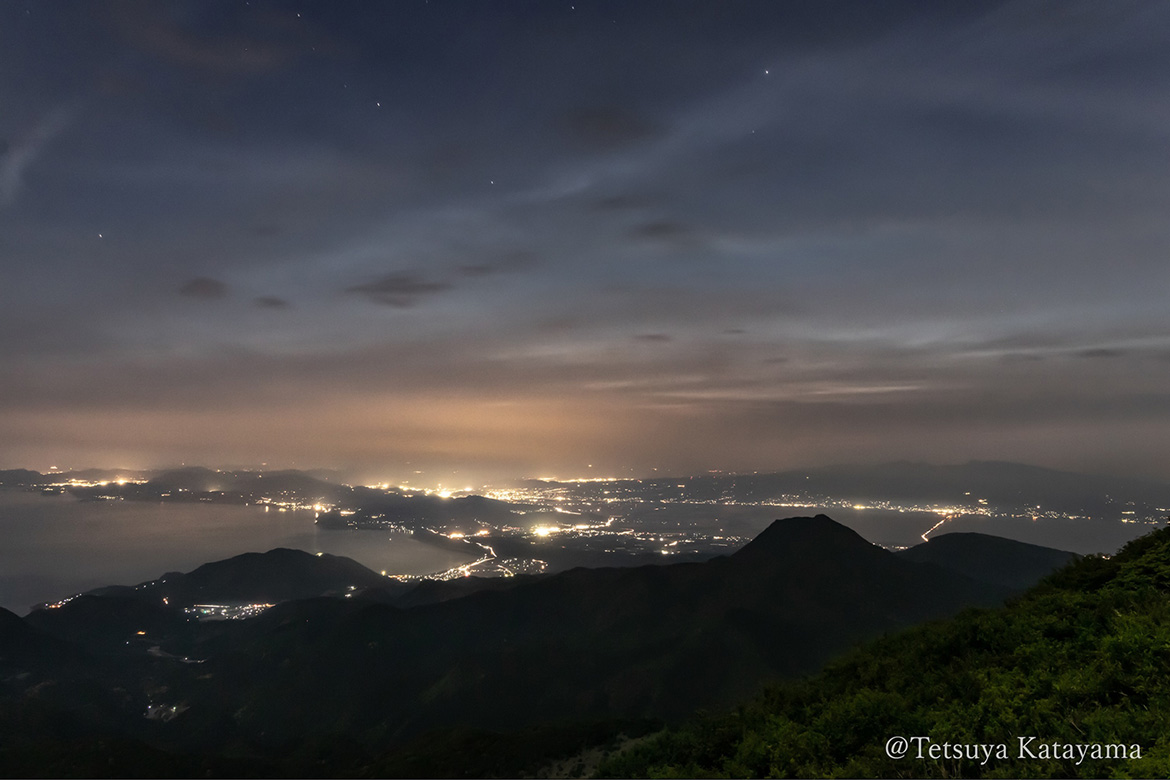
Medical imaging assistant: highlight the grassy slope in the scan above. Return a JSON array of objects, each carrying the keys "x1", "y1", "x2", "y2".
[{"x1": 599, "y1": 527, "x2": 1170, "y2": 778}]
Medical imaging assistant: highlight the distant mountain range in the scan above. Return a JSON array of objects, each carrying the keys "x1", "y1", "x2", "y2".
[
  {"x1": 5, "y1": 460, "x2": 1166, "y2": 559},
  {"x1": 534, "y1": 460, "x2": 1170, "y2": 519},
  {"x1": 6, "y1": 461, "x2": 1169, "y2": 520},
  {"x1": 0, "y1": 465, "x2": 348, "y2": 501},
  {"x1": 0, "y1": 465, "x2": 525, "y2": 535},
  {"x1": 0, "y1": 515, "x2": 1078, "y2": 776}
]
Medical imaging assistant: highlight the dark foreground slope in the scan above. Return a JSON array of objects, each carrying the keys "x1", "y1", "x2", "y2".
[
  {"x1": 0, "y1": 516, "x2": 1063, "y2": 776},
  {"x1": 897, "y1": 532, "x2": 1079, "y2": 590},
  {"x1": 601, "y1": 526, "x2": 1170, "y2": 778}
]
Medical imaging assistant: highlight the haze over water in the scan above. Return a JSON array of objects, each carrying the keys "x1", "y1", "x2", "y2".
[{"x1": 0, "y1": 488, "x2": 474, "y2": 614}]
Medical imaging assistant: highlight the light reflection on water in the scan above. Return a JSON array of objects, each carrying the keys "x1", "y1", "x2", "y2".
[{"x1": 0, "y1": 488, "x2": 474, "y2": 614}]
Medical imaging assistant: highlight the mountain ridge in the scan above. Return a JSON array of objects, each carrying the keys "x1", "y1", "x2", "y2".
[
  {"x1": 0, "y1": 515, "x2": 1088, "y2": 776},
  {"x1": 600, "y1": 525, "x2": 1170, "y2": 778},
  {"x1": 77, "y1": 547, "x2": 403, "y2": 609},
  {"x1": 897, "y1": 531, "x2": 1079, "y2": 590}
]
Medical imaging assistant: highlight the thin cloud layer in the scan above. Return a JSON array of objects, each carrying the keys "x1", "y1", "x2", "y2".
[
  {"x1": 1, "y1": 1, "x2": 1169, "y2": 480},
  {"x1": 0, "y1": 103, "x2": 79, "y2": 208}
]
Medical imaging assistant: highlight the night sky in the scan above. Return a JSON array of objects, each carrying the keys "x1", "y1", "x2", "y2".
[{"x1": 3, "y1": 1, "x2": 1170, "y2": 485}]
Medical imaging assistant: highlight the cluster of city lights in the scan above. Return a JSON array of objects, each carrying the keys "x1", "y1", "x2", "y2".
[{"x1": 183, "y1": 603, "x2": 275, "y2": 621}]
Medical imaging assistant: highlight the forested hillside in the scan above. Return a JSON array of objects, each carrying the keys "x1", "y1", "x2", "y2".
[{"x1": 600, "y1": 527, "x2": 1170, "y2": 778}]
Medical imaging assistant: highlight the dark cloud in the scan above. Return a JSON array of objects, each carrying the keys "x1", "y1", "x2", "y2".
[
  {"x1": 178, "y1": 277, "x2": 228, "y2": 299},
  {"x1": 456, "y1": 250, "x2": 539, "y2": 278},
  {"x1": 627, "y1": 220, "x2": 697, "y2": 245},
  {"x1": 724, "y1": 328, "x2": 747, "y2": 335},
  {"x1": 1076, "y1": 347, "x2": 1127, "y2": 359},
  {"x1": 254, "y1": 296, "x2": 289, "y2": 309},
  {"x1": 346, "y1": 272, "x2": 452, "y2": 308},
  {"x1": 457, "y1": 264, "x2": 495, "y2": 278},
  {"x1": 558, "y1": 106, "x2": 662, "y2": 151},
  {"x1": 633, "y1": 333, "x2": 673, "y2": 343}
]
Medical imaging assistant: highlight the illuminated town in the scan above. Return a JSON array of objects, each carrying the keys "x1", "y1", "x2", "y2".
[
  {"x1": 184, "y1": 603, "x2": 276, "y2": 621},
  {"x1": 18, "y1": 465, "x2": 1169, "y2": 591}
]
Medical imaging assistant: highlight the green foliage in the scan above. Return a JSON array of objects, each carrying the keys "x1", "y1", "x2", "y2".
[
  {"x1": 598, "y1": 527, "x2": 1170, "y2": 778},
  {"x1": 362, "y1": 719, "x2": 660, "y2": 778}
]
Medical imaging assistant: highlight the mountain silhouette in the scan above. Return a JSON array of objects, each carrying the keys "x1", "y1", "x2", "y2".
[
  {"x1": 125, "y1": 517, "x2": 1010, "y2": 741},
  {"x1": 897, "y1": 531, "x2": 1079, "y2": 590},
  {"x1": 81, "y1": 548, "x2": 402, "y2": 608},
  {"x1": 601, "y1": 526, "x2": 1170, "y2": 779},
  {"x1": 1, "y1": 516, "x2": 1074, "y2": 774}
]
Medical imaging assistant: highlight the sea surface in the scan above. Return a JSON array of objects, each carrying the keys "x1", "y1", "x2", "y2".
[{"x1": 0, "y1": 488, "x2": 474, "y2": 615}]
